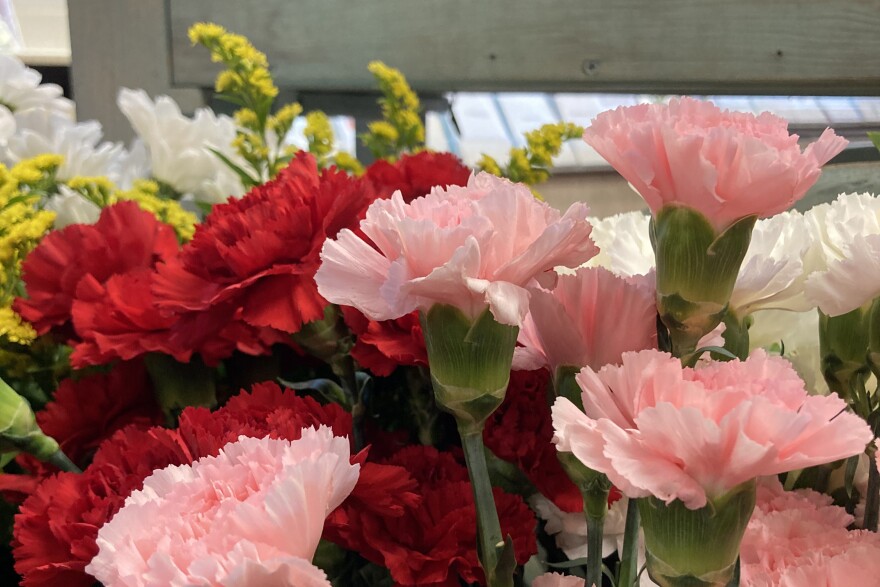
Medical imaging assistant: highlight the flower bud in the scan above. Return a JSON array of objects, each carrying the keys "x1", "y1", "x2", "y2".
[
  {"x1": 652, "y1": 206, "x2": 755, "y2": 358},
  {"x1": 0, "y1": 377, "x2": 60, "y2": 461},
  {"x1": 639, "y1": 480, "x2": 756, "y2": 587},
  {"x1": 421, "y1": 304, "x2": 518, "y2": 433}
]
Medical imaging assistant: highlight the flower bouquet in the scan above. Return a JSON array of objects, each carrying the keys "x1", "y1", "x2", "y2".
[{"x1": 0, "y1": 22, "x2": 879, "y2": 587}]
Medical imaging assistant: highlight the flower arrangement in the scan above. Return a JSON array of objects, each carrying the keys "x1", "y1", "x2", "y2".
[{"x1": 0, "y1": 21, "x2": 878, "y2": 587}]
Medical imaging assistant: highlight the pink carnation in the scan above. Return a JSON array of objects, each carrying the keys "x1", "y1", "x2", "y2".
[
  {"x1": 551, "y1": 349, "x2": 871, "y2": 509},
  {"x1": 514, "y1": 267, "x2": 657, "y2": 372},
  {"x1": 583, "y1": 98, "x2": 847, "y2": 230},
  {"x1": 315, "y1": 173, "x2": 598, "y2": 326},
  {"x1": 531, "y1": 572, "x2": 585, "y2": 587},
  {"x1": 741, "y1": 477, "x2": 880, "y2": 586},
  {"x1": 85, "y1": 428, "x2": 358, "y2": 587}
]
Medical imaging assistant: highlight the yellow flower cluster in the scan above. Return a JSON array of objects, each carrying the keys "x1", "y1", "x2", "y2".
[
  {"x1": 363, "y1": 61, "x2": 425, "y2": 160},
  {"x1": 332, "y1": 151, "x2": 365, "y2": 176},
  {"x1": 66, "y1": 175, "x2": 114, "y2": 207},
  {"x1": 478, "y1": 122, "x2": 584, "y2": 187},
  {"x1": 0, "y1": 157, "x2": 59, "y2": 347},
  {"x1": 189, "y1": 23, "x2": 321, "y2": 185},
  {"x1": 188, "y1": 22, "x2": 277, "y2": 101},
  {"x1": 304, "y1": 111, "x2": 335, "y2": 163},
  {"x1": 0, "y1": 307, "x2": 36, "y2": 346},
  {"x1": 113, "y1": 180, "x2": 198, "y2": 242}
]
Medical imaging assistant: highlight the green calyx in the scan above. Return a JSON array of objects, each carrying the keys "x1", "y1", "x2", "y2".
[
  {"x1": 421, "y1": 304, "x2": 518, "y2": 433},
  {"x1": 292, "y1": 304, "x2": 353, "y2": 367},
  {"x1": 639, "y1": 480, "x2": 756, "y2": 587},
  {"x1": 651, "y1": 206, "x2": 756, "y2": 358},
  {"x1": 819, "y1": 306, "x2": 872, "y2": 406},
  {"x1": 0, "y1": 377, "x2": 59, "y2": 461}
]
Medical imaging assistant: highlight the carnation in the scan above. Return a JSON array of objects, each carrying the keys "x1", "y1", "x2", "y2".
[
  {"x1": 552, "y1": 349, "x2": 872, "y2": 509},
  {"x1": 514, "y1": 267, "x2": 657, "y2": 372},
  {"x1": 14, "y1": 201, "x2": 179, "y2": 338},
  {"x1": 117, "y1": 88, "x2": 245, "y2": 203},
  {"x1": 583, "y1": 97, "x2": 847, "y2": 231},
  {"x1": 18, "y1": 360, "x2": 162, "y2": 479},
  {"x1": 12, "y1": 383, "x2": 418, "y2": 586},
  {"x1": 340, "y1": 306, "x2": 427, "y2": 376},
  {"x1": 153, "y1": 152, "x2": 377, "y2": 337},
  {"x1": 85, "y1": 428, "x2": 359, "y2": 587},
  {"x1": 740, "y1": 477, "x2": 880, "y2": 586},
  {"x1": 324, "y1": 445, "x2": 537, "y2": 587},
  {"x1": 316, "y1": 172, "x2": 598, "y2": 327},
  {"x1": 365, "y1": 151, "x2": 472, "y2": 202},
  {"x1": 729, "y1": 210, "x2": 814, "y2": 317},
  {"x1": 804, "y1": 193, "x2": 880, "y2": 315},
  {"x1": 581, "y1": 211, "x2": 653, "y2": 278}
]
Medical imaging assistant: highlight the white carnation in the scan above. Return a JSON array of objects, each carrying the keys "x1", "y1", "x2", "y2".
[
  {"x1": 5, "y1": 110, "x2": 128, "y2": 182},
  {"x1": 729, "y1": 211, "x2": 813, "y2": 316},
  {"x1": 117, "y1": 88, "x2": 245, "y2": 204}
]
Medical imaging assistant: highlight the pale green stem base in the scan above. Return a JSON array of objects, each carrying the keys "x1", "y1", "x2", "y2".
[{"x1": 459, "y1": 426, "x2": 512, "y2": 587}]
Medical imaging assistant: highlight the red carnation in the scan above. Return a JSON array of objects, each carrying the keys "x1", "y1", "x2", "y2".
[
  {"x1": 484, "y1": 369, "x2": 583, "y2": 513},
  {"x1": 12, "y1": 382, "x2": 418, "y2": 586},
  {"x1": 365, "y1": 151, "x2": 472, "y2": 203},
  {"x1": 28, "y1": 360, "x2": 163, "y2": 474},
  {"x1": 14, "y1": 202, "x2": 178, "y2": 339},
  {"x1": 341, "y1": 306, "x2": 427, "y2": 376},
  {"x1": 13, "y1": 424, "x2": 192, "y2": 587},
  {"x1": 1, "y1": 360, "x2": 163, "y2": 504},
  {"x1": 153, "y1": 152, "x2": 377, "y2": 338},
  {"x1": 69, "y1": 269, "x2": 190, "y2": 367},
  {"x1": 325, "y1": 445, "x2": 537, "y2": 587},
  {"x1": 69, "y1": 268, "x2": 285, "y2": 368}
]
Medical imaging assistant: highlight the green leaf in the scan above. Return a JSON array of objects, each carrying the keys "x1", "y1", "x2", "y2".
[
  {"x1": 278, "y1": 377, "x2": 350, "y2": 409},
  {"x1": 697, "y1": 346, "x2": 738, "y2": 361},
  {"x1": 845, "y1": 454, "x2": 861, "y2": 498},
  {"x1": 868, "y1": 131, "x2": 880, "y2": 153},
  {"x1": 208, "y1": 148, "x2": 260, "y2": 188},
  {"x1": 493, "y1": 535, "x2": 518, "y2": 587}
]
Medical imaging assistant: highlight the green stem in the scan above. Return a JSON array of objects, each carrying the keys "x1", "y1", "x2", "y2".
[
  {"x1": 618, "y1": 498, "x2": 641, "y2": 587},
  {"x1": 585, "y1": 509, "x2": 605, "y2": 587},
  {"x1": 336, "y1": 355, "x2": 365, "y2": 452},
  {"x1": 46, "y1": 449, "x2": 81, "y2": 473},
  {"x1": 459, "y1": 426, "x2": 511, "y2": 587},
  {"x1": 866, "y1": 445, "x2": 880, "y2": 532}
]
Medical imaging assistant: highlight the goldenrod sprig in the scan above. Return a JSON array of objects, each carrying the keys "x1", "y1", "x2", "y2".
[
  {"x1": 478, "y1": 122, "x2": 583, "y2": 187},
  {"x1": 362, "y1": 61, "x2": 425, "y2": 161},
  {"x1": 0, "y1": 158, "x2": 59, "y2": 347},
  {"x1": 113, "y1": 180, "x2": 198, "y2": 242}
]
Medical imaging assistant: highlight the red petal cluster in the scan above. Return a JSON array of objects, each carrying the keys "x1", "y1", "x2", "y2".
[
  {"x1": 14, "y1": 202, "x2": 178, "y2": 338},
  {"x1": 483, "y1": 369, "x2": 583, "y2": 513},
  {"x1": 325, "y1": 445, "x2": 537, "y2": 587},
  {"x1": 153, "y1": 152, "x2": 377, "y2": 337},
  {"x1": 341, "y1": 307, "x2": 427, "y2": 376},
  {"x1": 11, "y1": 382, "x2": 417, "y2": 587},
  {"x1": 0, "y1": 360, "x2": 162, "y2": 502},
  {"x1": 365, "y1": 151, "x2": 472, "y2": 203}
]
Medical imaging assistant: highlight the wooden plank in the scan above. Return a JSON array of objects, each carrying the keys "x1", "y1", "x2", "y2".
[
  {"x1": 68, "y1": 0, "x2": 203, "y2": 141},
  {"x1": 169, "y1": 0, "x2": 880, "y2": 95}
]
